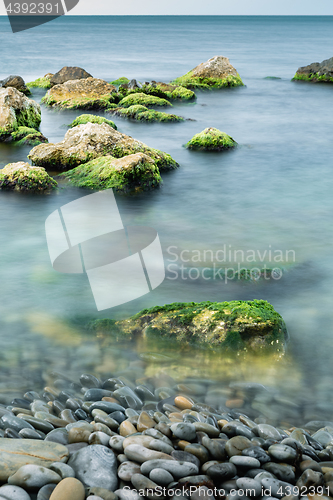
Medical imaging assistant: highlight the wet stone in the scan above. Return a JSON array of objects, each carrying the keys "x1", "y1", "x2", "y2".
[
  {"x1": 124, "y1": 444, "x2": 175, "y2": 464},
  {"x1": 149, "y1": 467, "x2": 174, "y2": 486},
  {"x1": 45, "y1": 428, "x2": 69, "y2": 445},
  {"x1": 242, "y1": 446, "x2": 271, "y2": 464},
  {"x1": 37, "y1": 484, "x2": 57, "y2": 500},
  {"x1": 263, "y1": 463, "x2": 295, "y2": 482},
  {"x1": 236, "y1": 477, "x2": 262, "y2": 496},
  {"x1": 119, "y1": 420, "x2": 137, "y2": 437},
  {"x1": 148, "y1": 438, "x2": 174, "y2": 455},
  {"x1": 89, "y1": 488, "x2": 118, "y2": 500},
  {"x1": 8, "y1": 465, "x2": 62, "y2": 489},
  {"x1": 80, "y1": 374, "x2": 101, "y2": 388},
  {"x1": 1, "y1": 414, "x2": 34, "y2": 432},
  {"x1": 0, "y1": 484, "x2": 31, "y2": 500},
  {"x1": 296, "y1": 469, "x2": 324, "y2": 489},
  {"x1": 16, "y1": 414, "x2": 54, "y2": 433},
  {"x1": 254, "y1": 425, "x2": 282, "y2": 441},
  {"x1": 268, "y1": 444, "x2": 297, "y2": 463},
  {"x1": 118, "y1": 461, "x2": 141, "y2": 481},
  {"x1": 171, "y1": 450, "x2": 201, "y2": 469},
  {"x1": 192, "y1": 422, "x2": 220, "y2": 437},
  {"x1": 84, "y1": 389, "x2": 112, "y2": 401},
  {"x1": 206, "y1": 462, "x2": 237, "y2": 480},
  {"x1": 171, "y1": 422, "x2": 197, "y2": 441},
  {"x1": 174, "y1": 396, "x2": 194, "y2": 410},
  {"x1": 110, "y1": 435, "x2": 125, "y2": 451},
  {"x1": 49, "y1": 477, "x2": 86, "y2": 500},
  {"x1": 184, "y1": 443, "x2": 209, "y2": 464},
  {"x1": 141, "y1": 459, "x2": 198, "y2": 479},
  {"x1": 50, "y1": 462, "x2": 75, "y2": 479},
  {"x1": 137, "y1": 411, "x2": 156, "y2": 432},
  {"x1": 88, "y1": 431, "x2": 111, "y2": 446},
  {"x1": 89, "y1": 401, "x2": 125, "y2": 414},
  {"x1": 226, "y1": 436, "x2": 253, "y2": 457},
  {"x1": 202, "y1": 437, "x2": 227, "y2": 460},
  {"x1": 230, "y1": 456, "x2": 261, "y2": 469},
  {"x1": 19, "y1": 428, "x2": 44, "y2": 439}
]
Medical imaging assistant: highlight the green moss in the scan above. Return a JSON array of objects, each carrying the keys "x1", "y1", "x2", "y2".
[
  {"x1": 264, "y1": 76, "x2": 282, "y2": 80},
  {"x1": 111, "y1": 77, "x2": 130, "y2": 86},
  {"x1": 292, "y1": 72, "x2": 333, "y2": 83},
  {"x1": 11, "y1": 126, "x2": 48, "y2": 146},
  {"x1": 16, "y1": 106, "x2": 41, "y2": 130},
  {"x1": 68, "y1": 114, "x2": 117, "y2": 129},
  {"x1": 113, "y1": 104, "x2": 184, "y2": 123},
  {"x1": 118, "y1": 92, "x2": 172, "y2": 108},
  {"x1": 42, "y1": 93, "x2": 118, "y2": 110},
  {"x1": 185, "y1": 127, "x2": 237, "y2": 151},
  {"x1": 0, "y1": 164, "x2": 57, "y2": 192},
  {"x1": 172, "y1": 72, "x2": 244, "y2": 89},
  {"x1": 61, "y1": 154, "x2": 162, "y2": 193},
  {"x1": 171, "y1": 86, "x2": 196, "y2": 100},
  {"x1": 26, "y1": 77, "x2": 52, "y2": 89}
]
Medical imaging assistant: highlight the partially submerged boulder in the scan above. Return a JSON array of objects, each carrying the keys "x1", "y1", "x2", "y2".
[
  {"x1": 50, "y1": 66, "x2": 92, "y2": 86},
  {"x1": 185, "y1": 127, "x2": 237, "y2": 151},
  {"x1": 118, "y1": 82, "x2": 196, "y2": 101},
  {"x1": 0, "y1": 75, "x2": 30, "y2": 95},
  {"x1": 28, "y1": 122, "x2": 179, "y2": 171},
  {"x1": 27, "y1": 74, "x2": 53, "y2": 89},
  {"x1": 118, "y1": 92, "x2": 172, "y2": 108},
  {"x1": 68, "y1": 114, "x2": 117, "y2": 129},
  {"x1": 42, "y1": 78, "x2": 117, "y2": 110},
  {"x1": 0, "y1": 162, "x2": 57, "y2": 192},
  {"x1": 90, "y1": 299, "x2": 288, "y2": 354},
  {"x1": 172, "y1": 56, "x2": 244, "y2": 89},
  {"x1": 10, "y1": 126, "x2": 48, "y2": 146},
  {"x1": 0, "y1": 87, "x2": 41, "y2": 139},
  {"x1": 62, "y1": 153, "x2": 162, "y2": 193},
  {"x1": 293, "y1": 56, "x2": 333, "y2": 82},
  {"x1": 113, "y1": 104, "x2": 184, "y2": 122},
  {"x1": 111, "y1": 77, "x2": 130, "y2": 86}
]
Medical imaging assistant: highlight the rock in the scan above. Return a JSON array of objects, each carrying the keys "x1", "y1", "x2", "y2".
[
  {"x1": 171, "y1": 422, "x2": 197, "y2": 441},
  {"x1": 67, "y1": 445, "x2": 118, "y2": 490},
  {"x1": 268, "y1": 444, "x2": 297, "y2": 463},
  {"x1": 141, "y1": 459, "x2": 198, "y2": 479},
  {"x1": 230, "y1": 456, "x2": 261, "y2": 468},
  {"x1": 119, "y1": 420, "x2": 137, "y2": 437},
  {"x1": 226, "y1": 436, "x2": 253, "y2": 457},
  {"x1": 68, "y1": 114, "x2": 117, "y2": 130},
  {"x1": 88, "y1": 488, "x2": 118, "y2": 500},
  {"x1": 137, "y1": 412, "x2": 156, "y2": 432},
  {"x1": 109, "y1": 435, "x2": 125, "y2": 452},
  {"x1": 27, "y1": 75, "x2": 53, "y2": 89},
  {"x1": 236, "y1": 477, "x2": 262, "y2": 497},
  {"x1": 113, "y1": 105, "x2": 184, "y2": 123},
  {"x1": 0, "y1": 87, "x2": 41, "y2": 138},
  {"x1": 148, "y1": 438, "x2": 173, "y2": 455},
  {"x1": 111, "y1": 77, "x2": 130, "y2": 86},
  {"x1": 42, "y1": 78, "x2": 116, "y2": 109},
  {"x1": 254, "y1": 424, "x2": 282, "y2": 441},
  {"x1": 37, "y1": 484, "x2": 57, "y2": 500},
  {"x1": 293, "y1": 56, "x2": 333, "y2": 83},
  {"x1": 62, "y1": 152, "x2": 162, "y2": 193},
  {"x1": 184, "y1": 443, "x2": 209, "y2": 464},
  {"x1": 118, "y1": 93, "x2": 172, "y2": 108},
  {"x1": 0, "y1": 75, "x2": 29, "y2": 94},
  {"x1": 0, "y1": 439, "x2": 68, "y2": 481},
  {"x1": 172, "y1": 55, "x2": 244, "y2": 88},
  {"x1": 296, "y1": 469, "x2": 324, "y2": 490},
  {"x1": 149, "y1": 467, "x2": 174, "y2": 486},
  {"x1": 131, "y1": 473, "x2": 159, "y2": 492},
  {"x1": 50, "y1": 67, "x2": 93, "y2": 86},
  {"x1": 124, "y1": 444, "x2": 175, "y2": 464},
  {"x1": 174, "y1": 396, "x2": 194, "y2": 410},
  {"x1": 88, "y1": 432, "x2": 111, "y2": 446},
  {"x1": 185, "y1": 128, "x2": 237, "y2": 151},
  {"x1": 0, "y1": 162, "x2": 57, "y2": 192},
  {"x1": 111, "y1": 300, "x2": 288, "y2": 353},
  {"x1": 8, "y1": 465, "x2": 62, "y2": 489},
  {"x1": 242, "y1": 446, "x2": 271, "y2": 464},
  {"x1": 115, "y1": 489, "x2": 140, "y2": 500},
  {"x1": 49, "y1": 478, "x2": 85, "y2": 500},
  {"x1": 50, "y1": 462, "x2": 75, "y2": 479},
  {"x1": 123, "y1": 435, "x2": 154, "y2": 449},
  {"x1": 118, "y1": 461, "x2": 141, "y2": 481},
  {"x1": 0, "y1": 484, "x2": 31, "y2": 500},
  {"x1": 206, "y1": 462, "x2": 237, "y2": 480},
  {"x1": 29, "y1": 122, "x2": 179, "y2": 171},
  {"x1": 263, "y1": 463, "x2": 295, "y2": 482}
]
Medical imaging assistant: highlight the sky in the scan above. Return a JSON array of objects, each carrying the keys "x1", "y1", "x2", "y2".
[{"x1": 0, "y1": 0, "x2": 333, "y2": 16}]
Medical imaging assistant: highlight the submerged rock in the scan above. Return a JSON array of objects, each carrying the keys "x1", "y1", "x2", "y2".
[
  {"x1": 0, "y1": 162, "x2": 57, "y2": 192},
  {"x1": 118, "y1": 93, "x2": 172, "y2": 108},
  {"x1": 62, "y1": 153, "x2": 162, "y2": 193},
  {"x1": 27, "y1": 74, "x2": 53, "y2": 89},
  {"x1": 50, "y1": 66, "x2": 92, "y2": 86},
  {"x1": 68, "y1": 114, "x2": 117, "y2": 129},
  {"x1": 42, "y1": 78, "x2": 117, "y2": 110},
  {"x1": 10, "y1": 126, "x2": 48, "y2": 146},
  {"x1": 28, "y1": 122, "x2": 179, "y2": 171},
  {"x1": 0, "y1": 75, "x2": 30, "y2": 95},
  {"x1": 293, "y1": 56, "x2": 333, "y2": 82},
  {"x1": 185, "y1": 127, "x2": 237, "y2": 151},
  {"x1": 91, "y1": 299, "x2": 288, "y2": 353},
  {"x1": 0, "y1": 87, "x2": 41, "y2": 138},
  {"x1": 118, "y1": 82, "x2": 196, "y2": 101},
  {"x1": 113, "y1": 105, "x2": 184, "y2": 122},
  {"x1": 172, "y1": 55, "x2": 244, "y2": 88}
]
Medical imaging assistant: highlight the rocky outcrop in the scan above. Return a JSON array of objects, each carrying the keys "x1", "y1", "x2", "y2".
[
  {"x1": 185, "y1": 127, "x2": 237, "y2": 151},
  {"x1": 172, "y1": 56, "x2": 244, "y2": 88},
  {"x1": 50, "y1": 66, "x2": 92, "y2": 86},
  {"x1": 28, "y1": 122, "x2": 179, "y2": 171},
  {"x1": 62, "y1": 153, "x2": 162, "y2": 193},
  {"x1": 293, "y1": 56, "x2": 333, "y2": 82},
  {"x1": 0, "y1": 162, "x2": 57, "y2": 192},
  {"x1": 0, "y1": 75, "x2": 29, "y2": 95},
  {"x1": 89, "y1": 299, "x2": 288, "y2": 354},
  {"x1": 42, "y1": 78, "x2": 117, "y2": 110},
  {"x1": 0, "y1": 87, "x2": 41, "y2": 139},
  {"x1": 10, "y1": 127, "x2": 48, "y2": 146}
]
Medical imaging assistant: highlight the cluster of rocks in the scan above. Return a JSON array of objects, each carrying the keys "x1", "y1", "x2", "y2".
[
  {"x1": 0, "y1": 372, "x2": 333, "y2": 500},
  {"x1": 293, "y1": 56, "x2": 333, "y2": 83}
]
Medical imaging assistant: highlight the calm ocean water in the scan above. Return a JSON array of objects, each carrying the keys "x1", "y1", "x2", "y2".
[{"x1": 1, "y1": 16, "x2": 333, "y2": 408}]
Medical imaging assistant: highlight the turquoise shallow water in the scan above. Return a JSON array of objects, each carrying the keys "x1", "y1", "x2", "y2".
[{"x1": 0, "y1": 16, "x2": 333, "y2": 408}]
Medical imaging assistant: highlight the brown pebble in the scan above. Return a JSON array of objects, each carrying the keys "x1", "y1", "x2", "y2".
[
  {"x1": 177, "y1": 440, "x2": 191, "y2": 450},
  {"x1": 102, "y1": 397, "x2": 121, "y2": 404},
  {"x1": 218, "y1": 419, "x2": 230, "y2": 428},
  {"x1": 50, "y1": 477, "x2": 85, "y2": 500},
  {"x1": 226, "y1": 399, "x2": 244, "y2": 408},
  {"x1": 168, "y1": 412, "x2": 183, "y2": 419},
  {"x1": 174, "y1": 396, "x2": 194, "y2": 410},
  {"x1": 137, "y1": 411, "x2": 156, "y2": 432},
  {"x1": 119, "y1": 420, "x2": 137, "y2": 437},
  {"x1": 68, "y1": 428, "x2": 92, "y2": 444}
]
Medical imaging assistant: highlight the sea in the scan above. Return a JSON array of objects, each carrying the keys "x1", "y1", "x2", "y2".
[{"x1": 0, "y1": 15, "x2": 333, "y2": 416}]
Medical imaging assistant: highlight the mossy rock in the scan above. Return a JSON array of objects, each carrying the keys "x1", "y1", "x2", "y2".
[
  {"x1": 111, "y1": 77, "x2": 130, "y2": 86},
  {"x1": 26, "y1": 76, "x2": 52, "y2": 89},
  {"x1": 113, "y1": 105, "x2": 184, "y2": 123},
  {"x1": 292, "y1": 72, "x2": 333, "y2": 83},
  {"x1": 292, "y1": 57, "x2": 333, "y2": 83},
  {"x1": 10, "y1": 126, "x2": 48, "y2": 146},
  {"x1": 0, "y1": 162, "x2": 57, "y2": 192},
  {"x1": 90, "y1": 299, "x2": 288, "y2": 354},
  {"x1": 118, "y1": 92, "x2": 172, "y2": 108},
  {"x1": 61, "y1": 152, "x2": 162, "y2": 193},
  {"x1": 68, "y1": 114, "x2": 117, "y2": 129},
  {"x1": 0, "y1": 88, "x2": 41, "y2": 140},
  {"x1": 185, "y1": 127, "x2": 237, "y2": 151}
]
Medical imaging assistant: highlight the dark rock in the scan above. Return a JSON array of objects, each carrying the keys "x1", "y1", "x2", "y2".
[
  {"x1": 0, "y1": 75, "x2": 29, "y2": 94},
  {"x1": 50, "y1": 66, "x2": 92, "y2": 85}
]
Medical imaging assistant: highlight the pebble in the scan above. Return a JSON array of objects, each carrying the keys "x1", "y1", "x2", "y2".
[
  {"x1": 118, "y1": 461, "x2": 141, "y2": 481},
  {"x1": 50, "y1": 462, "x2": 75, "y2": 479},
  {"x1": 242, "y1": 446, "x2": 271, "y2": 464},
  {"x1": 184, "y1": 443, "x2": 209, "y2": 463},
  {"x1": 88, "y1": 488, "x2": 118, "y2": 500},
  {"x1": 226, "y1": 436, "x2": 252, "y2": 457},
  {"x1": 230, "y1": 455, "x2": 261, "y2": 468},
  {"x1": 49, "y1": 478, "x2": 85, "y2": 500},
  {"x1": 171, "y1": 450, "x2": 201, "y2": 469},
  {"x1": 119, "y1": 421, "x2": 137, "y2": 437},
  {"x1": 0, "y1": 485, "x2": 31, "y2": 500},
  {"x1": 236, "y1": 477, "x2": 262, "y2": 496},
  {"x1": 149, "y1": 467, "x2": 174, "y2": 486},
  {"x1": 192, "y1": 422, "x2": 219, "y2": 437},
  {"x1": 171, "y1": 422, "x2": 197, "y2": 441},
  {"x1": 255, "y1": 424, "x2": 282, "y2": 441},
  {"x1": 37, "y1": 484, "x2": 57, "y2": 500},
  {"x1": 124, "y1": 444, "x2": 174, "y2": 463},
  {"x1": 141, "y1": 459, "x2": 198, "y2": 479},
  {"x1": 137, "y1": 411, "x2": 156, "y2": 432},
  {"x1": 206, "y1": 462, "x2": 237, "y2": 480},
  {"x1": 174, "y1": 396, "x2": 194, "y2": 410},
  {"x1": 268, "y1": 444, "x2": 297, "y2": 463},
  {"x1": 8, "y1": 465, "x2": 62, "y2": 489}
]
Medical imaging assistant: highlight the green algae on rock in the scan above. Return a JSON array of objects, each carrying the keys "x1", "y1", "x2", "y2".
[
  {"x1": 62, "y1": 153, "x2": 162, "y2": 193},
  {"x1": 26, "y1": 75, "x2": 53, "y2": 89},
  {"x1": 118, "y1": 92, "x2": 172, "y2": 108},
  {"x1": 111, "y1": 77, "x2": 130, "y2": 86},
  {"x1": 41, "y1": 78, "x2": 117, "y2": 110},
  {"x1": 118, "y1": 82, "x2": 196, "y2": 101},
  {"x1": 185, "y1": 127, "x2": 237, "y2": 151},
  {"x1": 172, "y1": 56, "x2": 244, "y2": 89},
  {"x1": 113, "y1": 105, "x2": 184, "y2": 123},
  {"x1": 292, "y1": 56, "x2": 333, "y2": 83},
  {"x1": 0, "y1": 87, "x2": 41, "y2": 139},
  {"x1": 28, "y1": 122, "x2": 179, "y2": 171},
  {"x1": 0, "y1": 162, "x2": 57, "y2": 192},
  {"x1": 90, "y1": 299, "x2": 288, "y2": 354},
  {"x1": 68, "y1": 114, "x2": 117, "y2": 129},
  {"x1": 10, "y1": 127, "x2": 48, "y2": 146}
]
